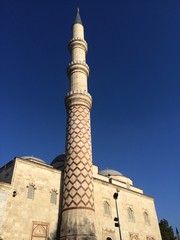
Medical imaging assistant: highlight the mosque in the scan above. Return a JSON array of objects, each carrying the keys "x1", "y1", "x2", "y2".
[{"x1": 0, "y1": 10, "x2": 162, "y2": 240}]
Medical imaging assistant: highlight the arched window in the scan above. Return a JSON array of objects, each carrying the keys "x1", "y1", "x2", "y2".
[
  {"x1": 146, "y1": 236, "x2": 155, "y2": 240},
  {"x1": 103, "y1": 201, "x2": 110, "y2": 215},
  {"x1": 50, "y1": 191, "x2": 57, "y2": 205},
  {"x1": 130, "y1": 233, "x2": 139, "y2": 240},
  {"x1": 27, "y1": 185, "x2": 35, "y2": 199},
  {"x1": 144, "y1": 211, "x2": 150, "y2": 225},
  {"x1": 128, "y1": 207, "x2": 135, "y2": 222},
  {"x1": 106, "y1": 238, "x2": 112, "y2": 240}
]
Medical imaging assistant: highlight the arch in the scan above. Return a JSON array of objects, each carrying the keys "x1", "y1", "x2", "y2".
[
  {"x1": 103, "y1": 201, "x2": 110, "y2": 215},
  {"x1": 33, "y1": 225, "x2": 46, "y2": 236},
  {"x1": 31, "y1": 222, "x2": 48, "y2": 240},
  {"x1": 144, "y1": 211, "x2": 150, "y2": 225},
  {"x1": 130, "y1": 233, "x2": 139, "y2": 240},
  {"x1": 127, "y1": 207, "x2": 135, "y2": 222}
]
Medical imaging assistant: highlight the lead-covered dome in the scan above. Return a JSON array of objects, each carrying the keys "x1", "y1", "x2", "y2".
[
  {"x1": 99, "y1": 169, "x2": 123, "y2": 177},
  {"x1": 51, "y1": 154, "x2": 65, "y2": 170},
  {"x1": 21, "y1": 156, "x2": 45, "y2": 163}
]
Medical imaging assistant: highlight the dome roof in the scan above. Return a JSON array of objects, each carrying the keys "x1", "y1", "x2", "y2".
[
  {"x1": 99, "y1": 169, "x2": 123, "y2": 177},
  {"x1": 51, "y1": 154, "x2": 65, "y2": 170},
  {"x1": 21, "y1": 156, "x2": 45, "y2": 163}
]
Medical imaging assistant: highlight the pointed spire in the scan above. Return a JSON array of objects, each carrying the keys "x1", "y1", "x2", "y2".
[{"x1": 74, "y1": 7, "x2": 83, "y2": 25}]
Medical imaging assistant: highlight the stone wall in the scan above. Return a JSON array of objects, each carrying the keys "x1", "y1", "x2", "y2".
[
  {"x1": 93, "y1": 175, "x2": 162, "y2": 240},
  {"x1": 1, "y1": 158, "x2": 62, "y2": 240}
]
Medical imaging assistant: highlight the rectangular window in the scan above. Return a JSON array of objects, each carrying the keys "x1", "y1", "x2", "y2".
[
  {"x1": 27, "y1": 186, "x2": 35, "y2": 200},
  {"x1": 50, "y1": 191, "x2": 57, "y2": 204}
]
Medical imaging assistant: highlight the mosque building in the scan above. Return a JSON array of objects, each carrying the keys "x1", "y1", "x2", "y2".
[{"x1": 0, "y1": 10, "x2": 162, "y2": 240}]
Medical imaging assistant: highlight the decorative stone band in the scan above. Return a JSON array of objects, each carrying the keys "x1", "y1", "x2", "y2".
[
  {"x1": 67, "y1": 61, "x2": 89, "y2": 78},
  {"x1": 66, "y1": 90, "x2": 92, "y2": 97},
  {"x1": 68, "y1": 38, "x2": 88, "y2": 52},
  {"x1": 65, "y1": 92, "x2": 92, "y2": 109}
]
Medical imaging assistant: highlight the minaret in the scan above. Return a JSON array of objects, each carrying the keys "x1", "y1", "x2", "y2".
[{"x1": 60, "y1": 9, "x2": 96, "y2": 240}]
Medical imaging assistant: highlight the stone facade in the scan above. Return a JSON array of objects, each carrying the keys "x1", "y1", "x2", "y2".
[
  {"x1": 0, "y1": 158, "x2": 161, "y2": 240},
  {"x1": 0, "y1": 10, "x2": 162, "y2": 240},
  {"x1": 0, "y1": 157, "x2": 61, "y2": 240}
]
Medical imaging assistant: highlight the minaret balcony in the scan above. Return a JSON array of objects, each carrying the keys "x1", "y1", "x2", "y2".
[
  {"x1": 65, "y1": 90, "x2": 92, "y2": 109},
  {"x1": 67, "y1": 61, "x2": 89, "y2": 77},
  {"x1": 68, "y1": 38, "x2": 88, "y2": 52}
]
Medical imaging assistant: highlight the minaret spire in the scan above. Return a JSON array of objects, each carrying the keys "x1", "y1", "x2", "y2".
[
  {"x1": 60, "y1": 10, "x2": 96, "y2": 240},
  {"x1": 74, "y1": 7, "x2": 83, "y2": 25}
]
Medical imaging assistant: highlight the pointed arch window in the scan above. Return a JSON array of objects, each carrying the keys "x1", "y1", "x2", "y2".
[
  {"x1": 130, "y1": 233, "x2": 139, "y2": 240},
  {"x1": 144, "y1": 211, "x2": 150, "y2": 225},
  {"x1": 128, "y1": 207, "x2": 135, "y2": 222},
  {"x1": 104, "y1": 201, "x2": 110, "y2": 215},
  {"x1": 146, "y1": 236, "x2": 155, "y2": 240},
  {"x1": 27, "y1": 184, "x2": 36, "y2": 200}
]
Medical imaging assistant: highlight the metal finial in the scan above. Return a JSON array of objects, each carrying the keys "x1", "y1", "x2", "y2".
[{"x1": 74, "y1": 7, "x2": 82, "y2": 25}]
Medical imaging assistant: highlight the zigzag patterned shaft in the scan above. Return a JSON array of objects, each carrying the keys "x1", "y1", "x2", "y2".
[{"x1": 62, "y1": 105, "x2": 94, "y2": 211}]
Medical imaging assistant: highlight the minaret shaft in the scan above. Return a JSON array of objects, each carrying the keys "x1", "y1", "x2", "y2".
[{"x1": 60, "y1": 10, "x2": 96, "y2": 240}]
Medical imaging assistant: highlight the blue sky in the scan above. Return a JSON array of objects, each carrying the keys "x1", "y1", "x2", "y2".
[{"x1": 1, "y1": 0, "x2": 180, "y2": 233}]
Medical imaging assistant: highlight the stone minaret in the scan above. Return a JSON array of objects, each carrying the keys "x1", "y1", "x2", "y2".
[{"x1": 60, "y1": 9, "x2": 96, "y2": 240}]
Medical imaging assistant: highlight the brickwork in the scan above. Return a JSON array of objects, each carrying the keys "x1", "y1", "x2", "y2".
[{"x1": 63, "y1": 104, "x2": 94, "y2": 211}]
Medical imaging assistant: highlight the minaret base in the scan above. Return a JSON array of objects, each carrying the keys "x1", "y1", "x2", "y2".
[{"x1": 60, "y1": 209, "x2": 97, "y2": 240}]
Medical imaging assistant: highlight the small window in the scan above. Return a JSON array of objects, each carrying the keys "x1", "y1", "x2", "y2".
[
  {"x1": 130, "y1": 233, "x2": 139, "y2": 240},
  {"x1": 27, "y1": 185, "x2": 35, "y2": 199},
  {"x1": 144, "y1": 211, "x2": 150, "y2": 225},
  {"x1": 146, "y1": 236, "x2": 155, "y2": 240},
  {"x1": 128, "y1": 207, "x2": 135, "y2": 222},
  {"x1": 106, "y1": 238, "x2": 112, "y2": 240},
  {"x1": 104, "y1": 201, "x2": 110, "y2": 215},
  {"x1": 50, "y1": 191, "x2": 57, "y2": 205}
]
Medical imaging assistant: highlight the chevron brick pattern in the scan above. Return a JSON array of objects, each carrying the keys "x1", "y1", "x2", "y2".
[{"x1": 62, "y1": 105, "x2": 94, "y2": 211}]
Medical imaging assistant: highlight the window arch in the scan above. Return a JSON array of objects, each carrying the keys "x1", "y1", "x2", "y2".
[
  {"x1": 146, "y1": 236, "x2": 155, "y2": 240},
  {"x1": 128, "y1": 207, "x2": 135, "y2": 222},
  {"x1": 130, "y1": 233, "x2": 139, "y2": 240},
  {"x1": 103, "y1": 201, "x2": 110, "y2": 215},
  {"x1": 27, "y1": 184, "x2": 36, "y2": 200},
  {"x1": 144, "y1": 211, "x2": 150, "y2": 225}
]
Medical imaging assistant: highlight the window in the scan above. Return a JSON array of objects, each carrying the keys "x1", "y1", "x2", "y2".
[
  {"x1": 50, "y1": 191, "x2": 57, "y2": 205},
  {"x1": 128, "y1": 207, "x2": 135, "y2": 222},
  {"x1": 130, "y1": 233, "x2": 139, "y2": 240},
  {"x1": 27, "y1": 185, "x2": 35, "y2": 199},
  {"x1": 106, "y1": 238, "x2": 112, "y2": 240},
  {"x1": 146, "y1": 236, "x2": 155, "y2": 240},
  {"x1": 144, "y1": 211, "x2": 150, "y2": 225},
  {"x1": 104, "y1": 201, "x2": 110, "y2": 215}
]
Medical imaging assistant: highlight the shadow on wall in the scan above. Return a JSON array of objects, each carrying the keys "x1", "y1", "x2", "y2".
[{"x1": 48, "y1": 231, "x2": 57, "y2": 240}]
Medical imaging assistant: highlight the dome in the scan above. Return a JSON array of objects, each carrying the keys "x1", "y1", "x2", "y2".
[
  {"x1": 21, "y1": 156, "x2": 45, "y2": 163},
  {"x1": 99, "y1": 169, "x2": 123, "y2": 177},
  {"x1": 51, "y1": 154, "x2": 65, "y2": 170}
]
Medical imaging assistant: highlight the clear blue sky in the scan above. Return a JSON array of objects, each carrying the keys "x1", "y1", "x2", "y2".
[{"x1": 1, "y1": 0, "x2": 180, "y2": 233}]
